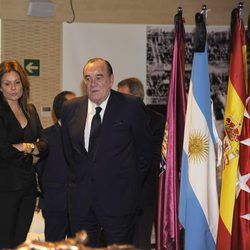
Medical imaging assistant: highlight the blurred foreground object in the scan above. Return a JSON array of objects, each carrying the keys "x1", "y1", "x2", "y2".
[
  {"x1": 16, "y1": 231, "x2": 88, "y2": 250},
  {"x1": 15, "y1": 231, "x2": 140, "y2": 250}
]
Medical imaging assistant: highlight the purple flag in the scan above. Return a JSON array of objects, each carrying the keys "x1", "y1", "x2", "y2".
[{"x1": 157, "y1": 11, "x2": 186, "y2": 250}]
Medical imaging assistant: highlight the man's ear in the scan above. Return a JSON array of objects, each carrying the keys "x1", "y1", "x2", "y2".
[{"x1": 110, "y1": 74, "x2": 114, "y2": 86}]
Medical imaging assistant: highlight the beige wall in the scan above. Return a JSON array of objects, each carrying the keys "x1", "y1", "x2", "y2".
[
  {"x1": 1, "y1": 19, "x2": 62, "y2": 127},
  {"x1": 0, "y1": 0, "x2": 249, "y2": 25},
  {"x1": 0, "y1": 0, "x2": 249, "y2": 127}
]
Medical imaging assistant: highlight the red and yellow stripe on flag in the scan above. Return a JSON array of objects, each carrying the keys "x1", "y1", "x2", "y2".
[
  {"x1": 231, "y1": 13, "x2": 249, "y2": 250},
  {"x1": 216, "y1": 8, "x2": 247, "y2": 250}
]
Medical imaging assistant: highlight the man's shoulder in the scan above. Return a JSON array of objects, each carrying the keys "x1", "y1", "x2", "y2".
[
  {"x1": 43, "y1": 123, "x2": 60, "y2": 136},
  {"x1": 64, "y1": 96, "x2": 85, "y2": 107},
  {"x1": 111, "y1": 89, "x2": 143, "y2": 106},
  {"x1": 62, "y1": 96, "x2": 86, "y2": 115},
  {"x1": 44, "y1": 123, "x2": 59, "y2": 131},
  {"x1": 147, "y1": 107, "x2": 164, "y2": 119}
]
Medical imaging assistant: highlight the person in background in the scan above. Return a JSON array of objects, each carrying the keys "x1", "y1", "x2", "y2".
[
  {"x1": 0, "y1": 60, "x2": 48, "y2": 248},
  {"x1": 61, "y1": 58, "x2": 152, "y2": 247},
  {"x1": 37, "y1": 91, "x2": 76, "y2": 242},
  {"x1": 118, "y1": 77, "x2": 165, "y2": 250}
]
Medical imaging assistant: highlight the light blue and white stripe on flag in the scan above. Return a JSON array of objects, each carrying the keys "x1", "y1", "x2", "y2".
[{"x1": 179, "y1": 47, "x2": 219, "y2": 250}]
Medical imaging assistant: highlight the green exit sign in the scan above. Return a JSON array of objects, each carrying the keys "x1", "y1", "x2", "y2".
[{"x1": 24, "y1": 59, "x2": 40, "y2": 76}]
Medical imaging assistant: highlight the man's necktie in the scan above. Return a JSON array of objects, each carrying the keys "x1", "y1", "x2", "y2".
[{"x1": 88, "y1": 106, "x2": 102, "y2": 159}]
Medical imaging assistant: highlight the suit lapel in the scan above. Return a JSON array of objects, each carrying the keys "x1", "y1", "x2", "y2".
[
  {"x1": 71, "y1": 97, "x2": 88, "y2": 155},
  {"x1": 101, "y1": 91, "x2": 117, "y2": 128},
  {"x1": 80, "y1": 97, "x2": 88, "y2": 153},
  {"x1": 95, "y1": 91, "x2": 118, "y2": 156}
]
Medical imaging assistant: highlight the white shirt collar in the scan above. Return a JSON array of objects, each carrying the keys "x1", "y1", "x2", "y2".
[{"x1": 87, "y1": 93, "x2": 110, "y2": 117}]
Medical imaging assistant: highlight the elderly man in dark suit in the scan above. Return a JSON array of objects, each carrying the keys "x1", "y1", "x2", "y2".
[
  {"x1": 37, "y1": 91, "x2": 76, "y2": 242},
  {"x1": 61, "y1": 58, "x2": 152, "y2": 247},
  {"x1": 118, "y1": 77, "x2": 165, "y2": 250}
]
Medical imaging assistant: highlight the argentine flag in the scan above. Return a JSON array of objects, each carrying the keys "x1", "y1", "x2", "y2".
[{"x1": 179, "y1": 47, "x2": 219, "y2": 250}]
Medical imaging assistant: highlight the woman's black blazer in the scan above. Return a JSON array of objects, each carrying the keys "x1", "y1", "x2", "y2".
[{"x1": 0, "y1": 102, "x2": 48, "y2": 191}]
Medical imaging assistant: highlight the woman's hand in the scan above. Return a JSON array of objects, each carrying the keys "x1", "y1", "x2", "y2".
[
  {"x1": 12, "y1": 143, "x2": 25, "y2": 152},
  {"x1": 12, "y1": 142, "x2": 38, "y2": 155},
  {"x1": 32, "y1": 155, "x2": 40, "y2": 164}
]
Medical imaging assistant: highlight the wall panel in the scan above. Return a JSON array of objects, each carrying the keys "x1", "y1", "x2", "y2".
[{"x1": 2, "y1": 20, "x2": 62, "y2": 127}]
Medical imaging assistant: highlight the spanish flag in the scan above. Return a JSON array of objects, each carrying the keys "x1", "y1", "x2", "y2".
[
  {"x1": 216, "y1": 8, "x2": 247, "y2": 250},
  {"x1": 231, "y1": 11, "x2": 249, "y2": 250}
]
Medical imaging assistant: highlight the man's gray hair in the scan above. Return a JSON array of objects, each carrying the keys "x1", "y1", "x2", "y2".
[{"x1": 117, "y1": 77, "x2": 144, "y2": 100}]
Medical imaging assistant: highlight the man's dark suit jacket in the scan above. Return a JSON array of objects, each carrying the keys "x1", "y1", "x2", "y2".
[
  {"x1": 37, "y1": 123, "x2": 69, "y2": 211},
  {"x1": 140, "y1": 107, "x2": 165, "y2": 208},
  {"x1": 133, "y1": 107, "x2": 165, "y2": 249},
  {"x1": 61, "y1": 90, "x2": 152, "y2": 217}
]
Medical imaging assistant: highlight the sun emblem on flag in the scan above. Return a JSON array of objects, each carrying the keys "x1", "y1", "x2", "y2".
[{"x1": 188, "y1": 130, "x2": 209, "y2": 163}]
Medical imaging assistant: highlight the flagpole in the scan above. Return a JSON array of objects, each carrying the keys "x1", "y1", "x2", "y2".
[
  {"x1": 201, "y1": 4, "x2": 207, "y2": 19},
  {"x1": 193, "y1": 5, "x2": 209, "y2": 53},
  {"x1": 247, "y1": 11, "x2": 250, "y2": 46},
  {"x1": 238, "y1": 2, "x2": 243, "y2": 28},
  {"x1": 247, "y1": 12, "x2": 250, "y2": 46},
  {"x1": 177, "y1": 6, "x2": 182, "y2": 14},
  {"x1": 238, "y1": 3, "x2": 243, "y2": 15}
]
